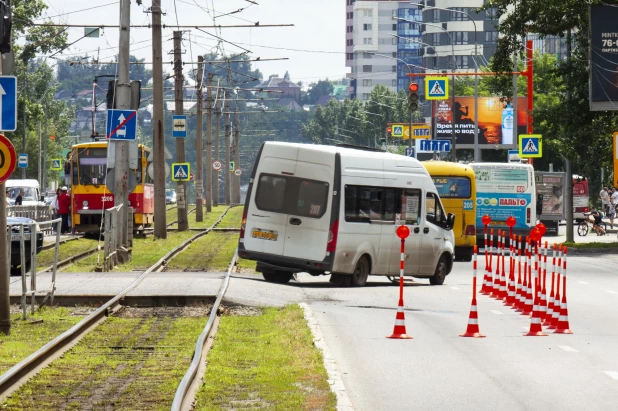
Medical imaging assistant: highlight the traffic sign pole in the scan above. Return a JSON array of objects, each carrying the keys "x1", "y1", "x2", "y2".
[
  {"x1": 0, "y1": 133, "x2": 16, "y2": 335},
  {"x1": 174, "y1": 31, "x2": 189, "y2": 230}
]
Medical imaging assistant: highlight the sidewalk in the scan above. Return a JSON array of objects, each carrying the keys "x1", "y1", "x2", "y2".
[{"x1": 554, "y1": 222, "x2": 618, "y2": 244}]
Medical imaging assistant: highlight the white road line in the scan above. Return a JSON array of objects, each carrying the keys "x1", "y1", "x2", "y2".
[
  {"x1": 607, "y1": 290, "x2": 618, "y2": 295},
  {"x1": 577, "y1": 281, "x2": 589, "y2": 285},
  {"x1": 450, "y1": 287, "x2": 461, "y2": 291},
  {"x1": 558, "y1": 345, "x2": 578, "y2": 352},
  {"x1": 489, "y1": 310, "x2": 503, "y2": 315},
  {"x1": 604, "y1": 371, "x2": 618, "y2": 380}
]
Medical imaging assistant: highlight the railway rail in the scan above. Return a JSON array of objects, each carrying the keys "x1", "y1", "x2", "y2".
[{"x1": 0, "y1": 205, "x2": 239, "y2": 403}]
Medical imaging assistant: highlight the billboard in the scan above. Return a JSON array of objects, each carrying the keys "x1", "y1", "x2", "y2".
[
  {"x1": 589, "y1": 5, "x2": 618, "y2": 111},
  {"x1": 432, "y1": 97, "x2": 528, "y2": 145},
  {"x1": 535, "y1": 172, "x2": 566, "y2": 221}
]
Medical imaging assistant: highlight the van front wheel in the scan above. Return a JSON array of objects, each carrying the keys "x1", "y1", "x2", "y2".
[
  {"x1": 351, "y1": 256, "x2": 370, "y2": 287},
  {"x1": 262, "y1": 271, "x2": 294, "y2": 284},
  {"x1": 430, "y1": 256, "x2": 448, "y2": 286}
]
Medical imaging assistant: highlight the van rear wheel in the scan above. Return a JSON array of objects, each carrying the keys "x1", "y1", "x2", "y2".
[
  {"x1": 350, "y1": 256, "x2": 369, "y2": 287},
  {"x1": 262, "y1": 271, "x2": 294, "y2": 284},
  {"x1": 430, "y1": 255, "x2": 448, "y2": 286}
]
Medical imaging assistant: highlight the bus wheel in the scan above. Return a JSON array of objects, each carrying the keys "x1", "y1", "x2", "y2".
[
  {"x1": 262, "y1": 271, "x2": 293, "y2": 284},
  {"x1": 350, "y1": 256, "x2": 369, "y2": 287},
  {"x1": 430, "y1": 256, "x2": 448, "y2": 286}
]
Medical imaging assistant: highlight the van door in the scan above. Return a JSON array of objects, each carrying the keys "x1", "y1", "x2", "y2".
[
  {"x1": 388, "y1": 188, "x2": 422, "y2": 275},
  {"x1": 419, "y1": 192, "x2": 446, "y2": 274},
  {"x1": 243, "y1": 147, "x2": 299, "y2": 256}
]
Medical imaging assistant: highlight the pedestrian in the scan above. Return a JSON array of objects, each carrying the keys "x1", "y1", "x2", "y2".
[
  {"x1": 5, "y1": 189, "x2": 10, "y2": 206},
  {"x1": 52, "y1": 188, "x2": 60, "y2": 233},
  {"x1": 612, "y1": 187, "x2": 618, "y2": 205},
  {"x1": 608, "y1": 197, "x2": 616, "y2": 229},
  {"x1": 600, "y1": 186, "x2": 610, "y2": 214},
  {"x1": 58, "y1": 186, "x2": 71, "y2": 234},
  {"x1": 14, "y1": 189, "x2": 24, "y2": 206}
]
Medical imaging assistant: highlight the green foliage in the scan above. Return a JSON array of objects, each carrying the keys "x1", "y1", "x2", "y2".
[{"x1": 305, "y1": 80, "x2": 334, "y2": 104}]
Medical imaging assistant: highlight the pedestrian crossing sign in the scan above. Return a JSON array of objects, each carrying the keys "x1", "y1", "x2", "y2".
[
  {"x1": 172, "y1": 162, "x2": 191, "y2": 181},
  {"x1": 392, "y1": 125, "x2": 404, "y2": 137},
  {"x1": 50, "y1": 158, "x2": 62, "y2": 171},
  {"x1": 425, "y1": 77, "x2": 448, "y2": 100},
  {"x1": 518, "y1": 134, "x2": 542, "y2": 158}
]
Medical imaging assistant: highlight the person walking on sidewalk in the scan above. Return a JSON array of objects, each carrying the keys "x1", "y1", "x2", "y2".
[
  {"x1": 600, "y1": 186, "x2": 610, "y2": 214},
  {"x1": 608, "y1": 197, "x2": 617, "y2": 229},
  {"x1": 58, "y1": 186, "x2": 71, "y2": 234}
]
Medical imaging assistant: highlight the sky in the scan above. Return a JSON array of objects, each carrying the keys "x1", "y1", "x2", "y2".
[{"x1": 42, "y1": 0, "x2": 348, "y2": 87}]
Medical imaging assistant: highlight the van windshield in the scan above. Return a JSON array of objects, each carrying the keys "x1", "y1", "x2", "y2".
[
  {"x1": 255, "y1": 174, "x2": 329, "y2": 218},
  {"x1": 431, "y1": 177, "x2": 471, "y2": 199},
  {"x1": 7, "y1": 187, "x2": 38, "y2": 201}
]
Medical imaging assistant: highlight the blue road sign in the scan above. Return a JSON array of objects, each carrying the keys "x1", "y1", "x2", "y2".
[
  {"x1": 173, "y1": 115, "x2": 187, "y2": 138},
  {"x1": 392, "y1": 125, "x2": 403, "y2": 137},
  {"x1": 405, "y1": 147, "x2": 415, "y2": 157},
  {"x1": 0, "y1": 76, "x2": 18, "y2": 131},
  {"x1": 519, "y1": 134, "x2": 542, "y2": 158},
  {"x1": 425, "y1": 77, "x2": 448, "y2": 100},
  {"x1": 106, "y1": 109, "x2": 137, "y2": 141},
  {"x1": 18, "y1": 153, "x2": 28, "y2": 168},
  {"x1": 412, "y1": 127, "x2": 430, "y2": 137},
  {"x1": 172, "y1": 162, "x2": 191, "y2": 182},
  {"x1": 418, "y1": 139, "x2": 451, "y2": 153}
]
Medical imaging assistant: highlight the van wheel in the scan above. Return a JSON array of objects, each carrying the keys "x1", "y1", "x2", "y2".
[
  {"x1": 350, "y1": 256, "x2": 369, "y2": 287},
  {"x1": 430, "y1": 255, "x2": 448, "y2": 286},
  {"x1": 262, "y1": 271, "x2": 293, "y2": 284}
]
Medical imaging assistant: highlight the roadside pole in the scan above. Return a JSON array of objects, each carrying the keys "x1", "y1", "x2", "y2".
[
  {"x1": 114, "y1": 0, "x2": 131, "y2": 261},
  {"x1": 173, "y1": 31, "x2": 189, "y2": 231},
  {"x1": 42, "y1": 102, "x2": 48, "y2": 190},
  {"x1": 213, "y1": 89, "x2": 221, "y2": 206},
  {"x1": 224, "y1": 94, "x2": 231, "y2": 205},
  {"x1": 233, "y1": 105, "x2": 241, "y2": 204},
  {"x1": 152, "y1": 0, "x2": 167, "y2": 238},
  {"x1": 0, "y1": 53, "x2": 10, "y2": 335},
  {"x1": 565, "y1": 30, "x2": 574, "y2": 243},
  {"x1": 195, "y1": 56, "x2": 204, "y2": 222},
  {"x1": 205, "y1": 73, "x2": 213, "y2": 212}
]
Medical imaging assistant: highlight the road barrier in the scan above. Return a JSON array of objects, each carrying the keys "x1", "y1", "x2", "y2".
[
  {"x1": 387, "y1": 225, "x2": 413, "y2": 340},
  {"x1": 461, "y1": 246, "x2": 485, "y2": 338},
  {"x1": 7, "y1": 205, "x2": 54, "y2": 235}
]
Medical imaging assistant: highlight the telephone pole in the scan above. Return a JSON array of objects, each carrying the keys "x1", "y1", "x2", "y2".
[
  {"x1": 0, "y1": 55, "x2": 10, "y2": 335},
  {"x1": 152, "y1": 0, "x2": 167, "y2": 238},
  {"x1": 174, "y1": 31, "x2": 189, "y2": 230},
  {"x1": 195, "y1": 55, "x2": 204, "y2": 222},
  {"x1": 205, "y1": 73, "x2": 213, "y2": 211},
  {"x1": 233, "y1": 105, "x2": 241, "y2": 204},
  {"x1": 114, "y1": 0, "x2": 131, "y2": 259},
  {"x1": 224, "y1": 94, "x2": 231, "y2": 205},
  {"x1": 213, "y1": 89, "x2": 221, "y2": 207}
]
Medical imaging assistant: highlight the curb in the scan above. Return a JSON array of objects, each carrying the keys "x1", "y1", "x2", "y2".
[
  {"x1": 566, "y1": 247, "x2": 618, "y2": 255},
  {"x1": 300, "y1": 302, "x2": 354, "y2": 411}
]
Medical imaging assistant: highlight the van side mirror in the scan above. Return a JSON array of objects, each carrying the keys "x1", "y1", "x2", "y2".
[{"x1": 446, "y1": 213, "x2": 455, "y2": 230}]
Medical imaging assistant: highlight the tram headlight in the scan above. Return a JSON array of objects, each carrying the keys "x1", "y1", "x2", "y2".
[{"x1": 82, "y1": 200, "x2": 89, "y2": 209}]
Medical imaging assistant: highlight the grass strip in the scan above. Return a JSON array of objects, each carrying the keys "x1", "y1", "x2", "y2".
[
  {"x1": 1, "y1": 314, "x2": 207, "y2": 410},
  {"x1": 218, "y1": 206, "x2": 243, "y2": 228},
  {"x1": 561, "y1": 241, "x2": 618, "y2": 249},
  {"x1": 194, "y1": 305, "x2": 336, "y2": 411},
  {"x1": 36, "y1": 238, "x2": 100, "y2": 272},
  {"x1": 0, "y1": 307, "x2": 81, "y2": 375}
]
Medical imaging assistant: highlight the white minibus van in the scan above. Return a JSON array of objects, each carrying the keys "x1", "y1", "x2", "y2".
[{"x1": 238, "y1": 142, "x2": 456, "y2": 287}]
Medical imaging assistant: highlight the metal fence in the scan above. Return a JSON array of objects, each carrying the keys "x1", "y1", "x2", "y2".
[
  {"x1": 7, "y1": 205, "x2": 55, "y2": 235},
  {"x1": 102, "y1": 205, "x2": 123, "y2": 271},
  {"x1": 7, "y1": 218, "x2": 62, "y2": 319}
]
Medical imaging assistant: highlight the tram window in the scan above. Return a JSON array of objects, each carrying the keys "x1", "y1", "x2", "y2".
[{"x1": 78, "y1": 148, "x2": 107, "y2": 186}]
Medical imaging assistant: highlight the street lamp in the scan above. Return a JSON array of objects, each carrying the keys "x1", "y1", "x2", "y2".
[{"x1": 409, "y1": 2, "x2": 480, "y2": 162}]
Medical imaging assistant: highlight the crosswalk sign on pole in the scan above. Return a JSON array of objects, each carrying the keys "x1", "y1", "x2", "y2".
[
  {"x1": 392, "y1": 125, "x2": 404, "y2": 137},
  {"x1": 518, "y1": 134, "x2": 543, "y2": 158},
  {"x1": 425, "y1": 77, "x2": 448, "y2": 100},
  {"x1": 172, "y1": 162, "x2": 191, "y2": 181},
  {"x1": 51, "y1": 159, "x2": 63, "y2": 170}
]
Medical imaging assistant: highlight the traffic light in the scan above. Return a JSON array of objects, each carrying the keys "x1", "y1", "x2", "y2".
[
  {"x1": 0, "y1": 0, "x2": 12, "y2": 54},
  {"x1": 408, "y1": 82, "x2": 419, "y2": 112}
]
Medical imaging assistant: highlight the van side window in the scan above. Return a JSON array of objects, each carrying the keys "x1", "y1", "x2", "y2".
[
  {"x1": 401, "y1": 189, "x2": 421, "y2": 225},
  {"x1": 255, "y1": 174, "x2": 329, "y2": 218},
  {"x1": 425, "y1": 192, "x2": 445, "y2": 226},
  {"x1": 345, "y1": 186, "x2": 385, "y2": 222}
]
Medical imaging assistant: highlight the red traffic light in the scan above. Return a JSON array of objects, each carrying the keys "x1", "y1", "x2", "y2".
[
  {"x1": 409, "y1": 83, "x2": 419, "y2": 93},
  {"x1": 396, "y1": 225, "x2": 410, "y2": 239},
  {"x1": 50, "y1": 135, "x2": 55, "y2": 141},
  {"x1": 387, "y1": 127, "x2": 392, "y2": 133}
]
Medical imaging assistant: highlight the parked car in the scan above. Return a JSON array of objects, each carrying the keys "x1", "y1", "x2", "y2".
[
  {"x1": 7, "y1": 216, "x2": 44, "y2": 273},
  {"x1": 166, "y1": 189, "x2": 177, "y2": 204}
]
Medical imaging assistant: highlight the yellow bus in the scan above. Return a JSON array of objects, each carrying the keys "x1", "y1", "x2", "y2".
[{"x1": 422, "y1": 161, "x2": 476, "y2": 261}]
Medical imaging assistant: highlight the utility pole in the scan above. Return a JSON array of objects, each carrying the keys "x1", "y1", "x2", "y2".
[
  {"x1": 152, "y1": 0, "x2": 167, "y2": 238},
  {"x1": 206, "y1": 73, "x2": 213, "y2": 211},
  {"x1": 42, "y1": 102, "x2": 48, "y2": 190},
  {"x1": 22, "y1": 77, "x2": 26, "y2": 179},
  {"x1": 195, "y1": 56, "x2": 204, "y2": 222},
  {"x1": 174, "y1": 31, "x2": 189, "y2": 230},
  {"x1": 233, "y1": 104, "x2": 241, "y2": 204},
  {"x1": 114, "y1": 0, "x2": 131, "y2": 260},
  {"x1": 38, "y1": 121, "x2": 42, "y2": 185},
  {"x1": 565, "y1": 29, "x2": 574, "y2": 243},
  {"x1": 224, "y1": 94, "x2": 231, "y2": 205},
  {"x1": 213, "y1": 89, "x2": 221, "y2": 207},
  {"x1": 0, "y1": 55, "x2": 10, "y2": 335}
]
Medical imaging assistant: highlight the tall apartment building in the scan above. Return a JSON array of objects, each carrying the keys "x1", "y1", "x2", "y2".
[{"x1": 345, "y1": 0, "x2": 500, "y2": 99}]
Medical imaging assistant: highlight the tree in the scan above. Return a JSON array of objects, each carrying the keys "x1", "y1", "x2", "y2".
[{"x1": 305, "y1": 80, "x2": 334, "y2": 104}]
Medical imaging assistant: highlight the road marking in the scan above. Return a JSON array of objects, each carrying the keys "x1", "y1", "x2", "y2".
[
  {"x1": 558, "y1": 345, "x2": 578, "y2": 352},
  {"x1": 450, "y1": 286, "x2": 461, "y2": 291},
  {"x1": 604, "y1": 371, "x2": 618, "y2": 380},
  {"x1": 577, "y1": 281, "x2": 589, "y2": 285},
  {"x1": 607, "y1": 290, "x2": 617, "y2": 295},
  {"x1": 489, "y1": 310, "x2": 503, "y2": 315}
]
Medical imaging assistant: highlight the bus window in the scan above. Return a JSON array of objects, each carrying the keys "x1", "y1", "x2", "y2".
[{"x1": 431, "y1": 177, "x2": 472, "y2": 198}]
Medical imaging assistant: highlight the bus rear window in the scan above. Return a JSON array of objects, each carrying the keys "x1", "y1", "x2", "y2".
[
  {"x1": 431, "y1": 177, "x2": 472, "y2": 198},
  {"x1": 255, "y1": 174, "x2": 329, "y2": 218}
]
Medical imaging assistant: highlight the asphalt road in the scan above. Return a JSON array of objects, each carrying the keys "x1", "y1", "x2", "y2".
[{"x1": 226, "y1": 254, "x2": 618, "y2": 411}]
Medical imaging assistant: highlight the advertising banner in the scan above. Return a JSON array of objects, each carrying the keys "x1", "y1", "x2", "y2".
[
  {"x1": 432, "y1": 96, "x2": 528, "y2": 145},
  {"x1": 589, "y1": 5, "x2": 618, "y2": 111},
  {"x1": 535, "y1": 172, "x2": 566, "y2": 221}
]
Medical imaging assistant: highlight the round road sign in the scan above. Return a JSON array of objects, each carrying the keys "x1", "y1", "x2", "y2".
[
  {"x1": 234, "y1": 169, "x2": 242, "y2": 176},
  {"x1": 0, "y1": 134, "x2": 17, "y2": 183},
  {"x1": 213, "y1": 160, "x2": 222, "y2": 171}
]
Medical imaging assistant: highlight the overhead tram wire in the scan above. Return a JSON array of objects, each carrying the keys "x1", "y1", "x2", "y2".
[{"x1": 29, "y1": 23, "x2": 294, "y2": 28}]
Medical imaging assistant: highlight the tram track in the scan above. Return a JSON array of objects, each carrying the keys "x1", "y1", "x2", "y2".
[{"x1": 0, "y1": 205, "x2": 239, "y2": 402}]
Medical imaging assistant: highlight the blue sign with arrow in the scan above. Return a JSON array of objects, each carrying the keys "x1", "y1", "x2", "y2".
[
  {"x1": 106, "y1": 109, "x2": 137, "y2": 141},
  {"x1": 405, "y1": 147, "x2": 415, "y2": 157},
  {"x1": 418, "y1": 139, "x2": 451, "y2": 153},
  {"x1": 0, "y1": 76, "x2": 17, "y2": 131}
]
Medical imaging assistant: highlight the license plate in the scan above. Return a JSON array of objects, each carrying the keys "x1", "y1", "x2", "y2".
[{"x1": 252, "y1": 229, "x2": 278, "y2": 241}]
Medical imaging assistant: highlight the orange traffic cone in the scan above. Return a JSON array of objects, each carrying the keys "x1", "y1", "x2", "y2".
[
  {"x1": 539, "y1": 242, "x2": 548, "y2": 323},
  {"x1": 387, "y1": 299, "x2": 413, "y2": 339},
  {"x1": 480, "y1": 230, "x2": 491, "y2": 295},
  {"x1": 461, "y1": 247, "x2": 485, "y2": 338},
  {"x1": 491, "y1": 231, "x2": 502, "y2": 298},
  {"x1": 524, "y1": 291, "x2": 548, "y2": 336},
  {"x1": 554, "y1": 247, "x2": 573, "y2": 334}
]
